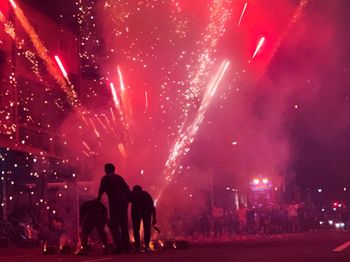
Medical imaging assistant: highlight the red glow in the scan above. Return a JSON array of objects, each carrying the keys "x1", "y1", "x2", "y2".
[{"x1": 0, "y1": 1, "x2": 9, "y2": 13}]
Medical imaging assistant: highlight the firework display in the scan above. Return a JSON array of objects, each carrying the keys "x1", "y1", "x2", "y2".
[{"x1": 0, "y1": 0, "x2": 311, "y2": 220}]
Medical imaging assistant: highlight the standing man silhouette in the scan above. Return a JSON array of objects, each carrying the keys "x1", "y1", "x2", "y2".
[
  {"x1": 130, "y1": 185, "x2": 157, "y2": 252},
  {"x1": 97, "y1": 163, "x2": 130, "y2": 253}
]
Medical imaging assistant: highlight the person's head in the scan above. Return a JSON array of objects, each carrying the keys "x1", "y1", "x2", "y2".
[
  {"x1": 133, "y1": 185, "x2": 142, "y2": 192},
  {"x1": 104, "y1": 163, "x2": 115, "y2": 174}
]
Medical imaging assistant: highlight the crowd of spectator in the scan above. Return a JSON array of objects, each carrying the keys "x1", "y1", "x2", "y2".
[{"x1": 170, "y1": 201, "x2": 350, "y2": 239}]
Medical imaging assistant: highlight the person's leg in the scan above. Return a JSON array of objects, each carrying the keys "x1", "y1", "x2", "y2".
[
  {"x1": 80, "y1": 221, "x2": 94, "y2": 254},
  {"x1": 109, "y1": 210, "x2": 121, "y2": 251},
  {"x1": 96, "y1": 220, "x2": 109, "y2": 254},
  {"x1": 142, "y1": 214, "x2": 152, "y2": 249},
  {"x1": 119, "y1": 204, "x2": 130, "y2": 252},
  {"x1": 96, "y1": 222, "x2": 108, "y2": 247},
  {"x1": 132, "y1": 214, "x2": 141, "y2": 249},
  {"x1": 213, "y1": 219, "x2": 218, "y2": 237}
]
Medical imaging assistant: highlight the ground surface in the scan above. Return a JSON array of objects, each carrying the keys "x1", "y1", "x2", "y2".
[{"x1": 1, "y1": 231, "x2": 350, "y2": 261}]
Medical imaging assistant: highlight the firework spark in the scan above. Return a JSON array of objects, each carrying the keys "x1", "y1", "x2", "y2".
[
  {"x1": 237, "y1": 2, "x2": 247, "y2": 27},
  {"x1": 110, "y1": 82, "x2": 121, "y2": 111},
  {"x1": 252, "y1": 36, "x2": 265, "y2": 59},
  {"x1": 258, "y1": 0, "x2": 310, "y2": 78},
  {"x1": 54, "y1": 55, "x2": 69, "y2": 81},
  {"x1": 9, "y1": 0, "x2": 78, "y2": 106},
  {"x1": 157, "y1": 60, "x2": 230, "y2": 202},
  {"x1": 116, "y1": 65, "x2": 132, "y2": 128},
  {"x1": 9, "y1": 0, "x2": 17, "y2": 9},
  {"x1": 117, "y1": 66, "x2": 126, "y2": 93},
  {"x1": 145, "y1": 91, "x2": 149, "y2": 110}
]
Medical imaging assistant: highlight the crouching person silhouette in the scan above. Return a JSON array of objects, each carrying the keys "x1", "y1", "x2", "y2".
[
  {"x1": 77, "y1": 199, "x2": 109, "y2": 255},
  {"x1": 130, "y1": 185, "x2": 157, "y2": 252}
]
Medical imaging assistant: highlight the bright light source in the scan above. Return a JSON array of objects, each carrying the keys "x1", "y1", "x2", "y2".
[
  {"x1": 344, "y1": 187, "x2": 347, "y2": 191},
  {"x1": 252, "y1": 36, "x2": 265, "y2": 59},
  {"x1": 253, "y1": 179, "x2": 259, "y2": 185},
  {"x1": 262, "y1": 178, "x2": 268, "y2": 184},
  {"x1": 329, "y1": 220, "x2": 333, "y2": 225},
  {"x1": 9, "y1": 0, "x2": 17, "y2": 9},
  {"x1": 321, "y1": 208, "x2": 325, "y2": 212},
  {"x1": 317, "y1": 188, "x2": 322, "y2": 193},
  {"x1": 237, "y1": 2, "x2": 247, "y2": 27},
  {"x1": 54, "y1": 55, "x2": 68, "y2": 80},
  {"x1": 319, "y1": 221, "x2": 324, "y2": 225},
  {"x1": 226, "y1": 187, "x2": 231, "y2": 191}
]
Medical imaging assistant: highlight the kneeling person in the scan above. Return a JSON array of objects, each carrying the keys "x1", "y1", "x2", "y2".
[
  {"x1": 130, "y1": 185, "x2": 156, "y2": 252},
  {"x1": 78, "y1": 199, "x2": 109, "y2": 255}
]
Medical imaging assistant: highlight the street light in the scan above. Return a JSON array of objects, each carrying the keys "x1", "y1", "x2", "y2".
[{"x1": 253, "y1": 179, "x2": 260, "y2": 185}]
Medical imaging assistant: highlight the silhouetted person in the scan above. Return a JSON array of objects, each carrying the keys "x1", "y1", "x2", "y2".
[
  {"x1": 43, "y1": 217, "x2": 68, "y2": 251},
  {"x1": 98, "y1": 163, "x2": 130, "y2": 253},
  {"x1": 130, "y1": 185, "x2": 156, "y2": 252},
  {"x1": 78, "y1": 199, "x2": 108, "y2": 255},
  {"x1": 199, "y1": 212, "x2": 211, "y2": 237},
  {"x1": 212, "y1": 205, "x2": 224, "y2": 237}
]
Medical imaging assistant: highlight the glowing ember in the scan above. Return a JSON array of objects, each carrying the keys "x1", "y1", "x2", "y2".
[
  {"x1": 252, "y1": 36, "x2": 266, "y2": 59},
  {"x1": 54, "y1": 55, "x2": 69, "y2": 81},
  {"x1": 237, "y1": 2, "x2": 247, "y2": 27}
]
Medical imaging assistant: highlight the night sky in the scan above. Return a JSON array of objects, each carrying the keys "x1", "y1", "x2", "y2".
[{"x1": 257, "y1": 0, "x2": 350, "y2": 193}]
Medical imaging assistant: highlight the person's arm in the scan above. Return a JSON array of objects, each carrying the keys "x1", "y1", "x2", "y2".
[
  {"x1": 121, "y1": 177, "x2": 130, "y2": 193},
  {"x1": 97, "y1": 177, "x2": 106, "y2": 201},
  {"x1": 120, "y1": 177, "x2": 131, "y2": 202},
  {"x1": 152, "y1": 206, "x2": 157, "y2": 225},
  {"x1": 146, "y1": 192, "x2": 157, "y2": 225}
]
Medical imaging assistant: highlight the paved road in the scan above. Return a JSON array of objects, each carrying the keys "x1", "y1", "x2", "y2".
[{"x1": 1, "y1": 231, "x2": 350, "y2": 262}]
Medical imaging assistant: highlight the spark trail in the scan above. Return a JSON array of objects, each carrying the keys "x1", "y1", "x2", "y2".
[
  {"x1": 54, "y1": 55, "x2": 69, "y2": 81},
  {"x1": 145, "y1": 91, "x2": 149, "y2": 110},
  {"x1": 156, "y1": 60, "x2": 230, "y2": 203},
  {"x1": 9, "y1": 0, "x2": 78, "y2": 106},
  {"x1": 237, "y1": 2, "x2": 247, "y2": 27},
  {"x1": 109, "y1": 81, "x2": 129, "y2": 142},
  {"x1": 155, "y1": 0, "x2": 233, "y2": 203},
  {"x1": 110, "y1": 82, "x2": 121, "y2": 111},
  {"x1": 116, "y1": 66, "x2": 132, "y2": 128},
  {"x1": 252, "y1": 36, "x2": 265, "y2": 59},
  {"x1": 258, "y1": 0, "x2": 310, "y2": 78}
]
